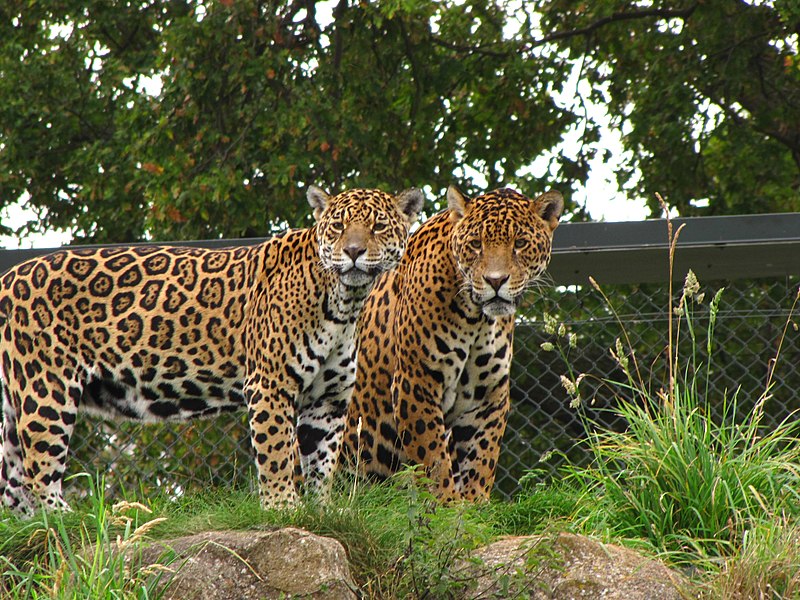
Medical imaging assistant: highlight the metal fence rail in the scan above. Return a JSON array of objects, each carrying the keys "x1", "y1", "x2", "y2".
[{"x1": 2, "y1": 213, "x2": 799, "y2": 500}]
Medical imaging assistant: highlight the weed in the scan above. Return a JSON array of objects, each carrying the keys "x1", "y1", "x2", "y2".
[
  {"x1": 0, "y1": 474, "x2": 169, "y2": 599},
  {"x1": 535, "y1": 198, "x2": 800, "y2": 595}
]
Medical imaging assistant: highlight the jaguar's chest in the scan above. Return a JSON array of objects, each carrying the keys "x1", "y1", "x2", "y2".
[
  {"x1": 290, "y1": 315, "x2": 361, "y2": 403},
  {"x1": 436, "y1": 318, "x2": 512, "y2": 420}
]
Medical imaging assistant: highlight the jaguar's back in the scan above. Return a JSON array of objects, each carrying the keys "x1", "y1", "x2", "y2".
[{"x1": 0, "y1": 185, "x2": 424, "y2": 516}]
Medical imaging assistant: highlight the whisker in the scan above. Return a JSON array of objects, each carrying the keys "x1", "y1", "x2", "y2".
[
  {"x1": 522, "y1": 278, "x2": 552, "y2": 299},
  {"x1": 456, "y1": 279, "x2": 473, "y2": 298},
  {"x1": 317, "y1": 259, "x2": 339, "y2": 276},
  {"x1": 536, "y1": 271, "x2": 555, "y2": 288}
]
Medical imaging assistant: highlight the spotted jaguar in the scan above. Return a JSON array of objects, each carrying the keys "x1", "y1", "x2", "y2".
[
  {"x1": 342, "y1": 186, "x2": 563, "y2": 501},
  {"x1": 0, "y1": 185, "x2": 423, "y2": 515}
]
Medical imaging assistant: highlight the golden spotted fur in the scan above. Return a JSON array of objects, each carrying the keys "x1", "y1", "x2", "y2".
[
  {"x1": 342, "y1": 186, "x2": 563, "y2": 501},
  {"x1": 0, "y1": 186, "x2": 423, "y2": 515}
]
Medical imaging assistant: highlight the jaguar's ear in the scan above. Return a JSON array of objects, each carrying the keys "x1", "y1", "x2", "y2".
[
  {"x1": 395, "y1": 188, "x2": 424, "y2": 224},
  {"x1": 447, "y1": 185, "x2": 470, "y2": 221},
  {"x1": 307, "y1": 185, "x2": 331, "y2": 221},
  {"x1": 533, "y1": 190, "x2": 564, "y2": 232}
]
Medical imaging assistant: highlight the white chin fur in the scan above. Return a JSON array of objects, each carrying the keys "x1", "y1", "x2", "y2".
[
  {"x1": 340, "y1": 269, "x2": 374, "y2": 287},
  {"x1": 481, "y1": 299, "x2": 517, "y2": 318}
]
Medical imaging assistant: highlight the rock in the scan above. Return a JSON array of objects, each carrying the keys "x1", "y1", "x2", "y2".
[
  {"x1": 127, "y1": 526, "x2": 687, "y2": 599},
  {"x1": 136, "y1": 527, "x2": 357, "y2": 600},
  {"x1": 463, "y1": 532, "x2": 687, "y2": 599}
]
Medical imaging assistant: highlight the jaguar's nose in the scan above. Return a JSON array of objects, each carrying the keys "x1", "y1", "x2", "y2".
[
  {"x1": 344, "y1": 243, "x2": 366, "y2": 262},
  {"x1": 483, "y1": 273, "x2": 509, "y2": 292}
]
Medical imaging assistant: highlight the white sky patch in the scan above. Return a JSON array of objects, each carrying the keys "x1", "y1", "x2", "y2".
[
  {"x1": 127, "y1": 72, "x2": 164, "y2": 96},
  {"x1": 0, "y1": 197, "x2": 72, "y2": 249},
  {"x1": 2, "y1": 2, "x2": 653, "y2": 249},
  {"x1": 514, "y1": 59, "x2": 648, "y2": 222},
  {"x1": 770, "y1": 33, "x2": 798, "y2": 54}
]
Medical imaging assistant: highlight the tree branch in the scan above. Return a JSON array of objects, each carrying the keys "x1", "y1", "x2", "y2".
[
  {"x1": 332, "y1": 0, "x2": 347, "y2": 73},
  {"x1": 536, "y1": 4, "x2": 699, "y2": 46},
  {"x1": 398, "y1": 18, "x2": 423, "y2": 127},
  {"x1": 430, "y1": 4, "x2": 700, "y2": 57}
]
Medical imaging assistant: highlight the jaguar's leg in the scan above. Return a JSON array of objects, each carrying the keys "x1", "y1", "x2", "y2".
[
  {"x1": 448, "y1": 397, "x2": 509, "y2": 502},
  {"x1": 246, "y1": 371, "x2": 300, "y2": 509},
  {"x1": 297, "y1": 388, "x2": 351, "y2": 498},
  {"x1": 17, "y1": 369, "x2": 82, "y2": 513},
  {"x1": 1, "y1": 380, "x2": 36, "y2": 516},
  {"x1": 444, "y1": 320, "x2": 514, "y2": 502}
]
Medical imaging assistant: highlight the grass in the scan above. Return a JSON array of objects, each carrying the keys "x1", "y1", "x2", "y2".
[
  {"x1": 531, "y1": 199, "x2": 800, "y2": 596},
  {"x1": 0, "y1": 475, "x2": 169, "y2": 599},
  {"x1": 570, "y1": 384, "x2": 800, "y2": 559},
  {"x1": 2, "y1": 401, "x2": 800, "y2": 600},
  {"x1": 0, "y1": 472, "x2": 579, "y2": 599},
  {"x1": 560, "y1": 204, "x2": 800, "y2": 597},
  {"x1": 3, "y1": 206, "x2": 800, "y2": 598}
]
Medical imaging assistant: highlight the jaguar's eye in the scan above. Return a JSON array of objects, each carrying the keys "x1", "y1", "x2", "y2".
[
  {"x1": 372, "y1": 222, "x2": 389, "y2": 234},
  {"x1": 329, "y1": 221, "x2": 345, "y2": 234},
  {"x1": 514, "y1": 238, "x2": 528, "y2": 250},
  {"x1": 468, "y1": 238, "x2": 482, "y2": 251}
]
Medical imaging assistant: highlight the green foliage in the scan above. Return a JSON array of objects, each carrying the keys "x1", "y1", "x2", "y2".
[
  {"x1": 0, "y1": 475, "x2": 169, "y2": 599},
  {"x1": 0, "y1": 0, "x2": 574, "y2": 243},
  {"x1": 537, "y1": 0, "x2": 800, "y2": 216},
  {"x1": 2, "y1": 1, "x2": 796, "y2": 243}
]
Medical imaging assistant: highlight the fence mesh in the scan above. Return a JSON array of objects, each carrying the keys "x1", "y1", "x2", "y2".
[
  {"x1": 55, "y1": 273, "x2": 800, "y2": 502},
  {"x1": 499, "y1": 275, "x2": 800, "y2": 497}
]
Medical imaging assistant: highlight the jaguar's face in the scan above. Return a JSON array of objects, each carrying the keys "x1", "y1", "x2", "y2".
[
  {"x1": 309, "y1": 186, "x2": 424, "y2": 288},
  {"x1": 449, "y1": 187, "x2": 563, "y2": 318}
]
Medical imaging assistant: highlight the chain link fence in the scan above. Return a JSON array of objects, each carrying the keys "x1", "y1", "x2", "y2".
[
  {"x1": 499, "y1": 275, "x2": 800, "y2": 497},
  {"x1": 62, "y1": 274, "x2": 800, "y2": 501},
  {"x1": 3, "y1": 216, "x2": 799, "y2": 502}
]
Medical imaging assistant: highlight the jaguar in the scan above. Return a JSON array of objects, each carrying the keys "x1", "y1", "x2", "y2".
[
  {"x1": 342, "y1": 185, "x2": 563, "y2": 501},
  {"x1": 0, "y1": 185, "x2": 423, "y2": 515}
]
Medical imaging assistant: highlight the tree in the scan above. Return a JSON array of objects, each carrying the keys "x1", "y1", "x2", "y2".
[
  {"x1": 0, "y1": 0, "x2": 797, "y2": 243},
  {"x1": 535, "y1": 0, "x2": 800, "y2": 216},
  {"x1": 0, "y1": 0, "x2": 575, "y2": 242}
]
